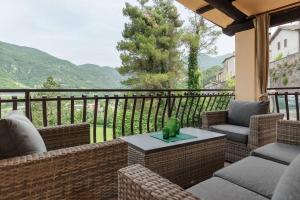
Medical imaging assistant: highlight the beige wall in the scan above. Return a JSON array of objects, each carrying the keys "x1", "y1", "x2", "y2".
[{"x1": 235, "y1": 29, "x2": 257, "y2": 101}]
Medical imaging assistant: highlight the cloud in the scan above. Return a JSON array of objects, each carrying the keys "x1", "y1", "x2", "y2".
[{"x1": 0, "y1": 0, "x2": 234, "y2": 67}]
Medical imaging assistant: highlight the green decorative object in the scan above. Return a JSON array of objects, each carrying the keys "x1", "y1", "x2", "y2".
[
  {"x1": 151, "y1": 118, "x2": 194, "y2": 143},
  {"x1": 162, "y1": 127, "x2": 170, "y2": 139},
  {"x1": 150, "y1": 132, "x2": 197, "y2": 143},
  {"x1": 166, "y1": 118, "x2": 180, "y2": 137}
]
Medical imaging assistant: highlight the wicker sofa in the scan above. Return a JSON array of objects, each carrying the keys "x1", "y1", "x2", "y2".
[
  {"x1": 118, "y1": 120, "x2": 300, "y2": 200},
  {"x1": 0, "y1": 123, "x2": 128, "y2": 200},
  {"x1": 202, "y1": 101, "x2": 284, "y2": 162}
]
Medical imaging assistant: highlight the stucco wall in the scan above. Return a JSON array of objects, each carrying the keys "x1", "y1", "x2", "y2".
[
  {"x1": 235, "y1": 29, "x2": 257, "y2": 101},
  {"x1": 270, "y1": 30, "x2": 300, "y2": 61},
  {"x1": 225, "y1": 56, "x2": 235, "y2": 77}
]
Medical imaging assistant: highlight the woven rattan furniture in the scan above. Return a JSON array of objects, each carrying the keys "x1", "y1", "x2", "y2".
[
  {"x1": 0, "y1": 123, "x2": 128, "y2": 200},
  {"x1": 203, "y1": 111, "x2": 284, "y2": 162},
  {"x1": 121, "y1": 127, "x2": 226, "y2": 188},
  {"x1": 118, "y1": 164, "x2": 199, "y2": 200},
  {"x1": 251, "y1": 120, "x2": 300, "y2": 165},
  {"x1": 118, "y1": 120, "x2": 300, "y2": 200},
  {"x1": 276, "y1": 120, "x2": 300, "y2": 145}
]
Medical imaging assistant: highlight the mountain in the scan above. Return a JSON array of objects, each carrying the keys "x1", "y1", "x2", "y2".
[
  {"x1": 0, "y1": 41, "x2": 125, "y2": 89},
  {"x1": 198, "y1": 53, "x2": 233, "y2": 70}
]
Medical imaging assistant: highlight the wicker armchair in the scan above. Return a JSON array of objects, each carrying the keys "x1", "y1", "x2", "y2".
[
  {"x1": 202, "y1": 110, "x2": 284, "y2": 162},
  {"x1": 277, "y1": 120, "x2": 300, "y2": 145},
  {"x1": 118, "y1": 164, "x2": 199, "y2": 200},
  {"x1": 0, "y1": 123, "x2": 128, "y2": 200}
]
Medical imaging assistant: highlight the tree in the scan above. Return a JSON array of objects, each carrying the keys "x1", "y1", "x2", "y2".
[
  {"x1": 31, "y1": 76, "x2": 61, "y2": 127},
  {"x1": 224, "y1": 75, "x2": 235, "y2": 89},
  {"x1": 203, "y1": 65, "x2": 221, "y2": 86},
  {"x1": 117, "y1": 0, "x2": 183, "y2": 89},
  {"x1": 42, "y1": 76, "x2": 60, "y2": 90},
  {"x1": 183, "y1": 14, "x2": 221, "y2": 89},
  {"x1": 40, "y1": 76, "x2": 61, "y2": 97},
  {"x1": 274, "y1": 53, "x2": 284, "y2": 61}
]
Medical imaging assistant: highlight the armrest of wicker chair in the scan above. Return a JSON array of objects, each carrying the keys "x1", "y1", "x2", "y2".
[
  {"x1": 0, "y1": 139, "x2": 127, "y2": 200},
  {"x1": 202, "y1": 110, "x2": 228, "y2": 129},
  {"x1": 248, "y1": 113, "x2": 284, "y2": 149},
  {"x1": 277, "y1": 120, "x2": 300, "y2": 145},
  {"x1": 118, "y1": 164, "x2": 199, "y2": 200},
  {"x1": 37, "y1": 123, "x2": 90, "y2": 150}
]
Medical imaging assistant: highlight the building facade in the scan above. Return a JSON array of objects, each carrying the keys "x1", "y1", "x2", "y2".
[
  {"x1": 215, "y1": 54, "x2": 235, "y2": 83},
  {"x1": 205, "y1": 53, "x2": 235, "y2": 89},
  {"x1": 269, "y1": 23, "x2": 300, "y2": 61}
]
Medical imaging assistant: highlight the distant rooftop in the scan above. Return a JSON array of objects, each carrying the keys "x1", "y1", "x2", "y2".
[{"x1": 270, "y1": 23, "x2": 300, "y2": 43}]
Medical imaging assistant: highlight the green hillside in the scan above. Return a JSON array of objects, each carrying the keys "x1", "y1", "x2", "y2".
[
  {"x1": 198, "y1": 53, "x2": 233, "y2": 70},
  {"x1": 0, "y1": 41, "x2": 125, "y2": 89}
]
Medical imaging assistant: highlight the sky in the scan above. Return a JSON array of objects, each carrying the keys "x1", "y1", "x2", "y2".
[{"x1": 0, "y1": 0, "x2": 235, "y2": 67}]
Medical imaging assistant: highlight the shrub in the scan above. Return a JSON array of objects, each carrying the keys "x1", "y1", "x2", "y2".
[{"x1": 282, "y1": 77, "x2": 289, "y2": 86}]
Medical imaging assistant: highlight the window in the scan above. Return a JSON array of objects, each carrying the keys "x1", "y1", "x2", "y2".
[
  {"x1": 277, "y1": 42, "x2": 281, "y2": 50},
  {"x1": 284, "y1": 39, "x2": 287, "y2": 47}
]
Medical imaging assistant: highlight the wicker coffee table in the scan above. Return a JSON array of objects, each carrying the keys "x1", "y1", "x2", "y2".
[{"x1": 121, "y1": 127, "x2": 226, "y2": 188}]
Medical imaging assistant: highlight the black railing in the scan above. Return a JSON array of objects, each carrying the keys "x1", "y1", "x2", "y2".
[
  {"x1": 268, "y1": 87, "x2": 300, "y2": 121},
  {"x1": 0, "y1": 89, "x2": 234, "y2": 142}
]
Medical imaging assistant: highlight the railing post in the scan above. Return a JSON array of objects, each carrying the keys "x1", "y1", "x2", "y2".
[
  {"x1": 274, "y1": 92, "x2": 280, "y2": 113},
  {"x1": 42, "y1": 96, "x2": 48, "y2": 127},
  {"x1": 70, "y1": 96, "x2": 75, "y2": 124},
  {"x1": 82, "y1": 95, "x2": 87, "y2": 123},
  {"x1": 167, "y1": 90, "x2": 171, "y2": 118},
  {"x1": 57, "y1": 96, "x2": 61, "y2": 125},
  {"x1": 0, "y1": 97, "x2": 1, "y2": 119},
  {"x1": 295, "y1": 92, "x2": 299, "y2": 121},
  {"x1": 103, "y1": 95, "x2": 109, "y2": 141},
  {"x1": 93, "y1": 95, "x2": 99, "y2": 143},
  {"x1": 25, "y1": 91, "x2": 31, "y2": 120},
  {"x1": 12, "y1": 96, "x2": 18, "y2": 110},
  {"x1": 284, "y1": 92, "x2": 290, "y2": 120}
]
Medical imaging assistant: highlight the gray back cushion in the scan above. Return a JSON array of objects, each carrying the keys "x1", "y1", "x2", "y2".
[
  {"x1": 272, "y1": 154, "x2": 300, "y2": 200},
  {"x1": 228, "y1": 100, "x2": 268, "y2": 127},
  {"x1": 0, "y1": 111, "x2": 47, "y2": 159}
]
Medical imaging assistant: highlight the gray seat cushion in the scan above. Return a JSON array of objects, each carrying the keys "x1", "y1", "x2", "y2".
[
  {"x1": 209, "y1": 124, "x2": 249, "y2": 144},
  {"x1": 228, "y1": 100, "x2": 268, "y2": 127},
  {"x1": 272, "y1": 154, "x2": 300, "y2": 200},
  {"x1": 251, "y1": 143, "x2": 300, "y2": 165},
  {"x1": 187, "y1": 177, "x2": 268, "y2": 200},
  {"x1": 0, "y1": 111, "x2": 47, "y2": 159},
  {"x1": 214, "y1": 156, "x2": 287, "y2": 199}
]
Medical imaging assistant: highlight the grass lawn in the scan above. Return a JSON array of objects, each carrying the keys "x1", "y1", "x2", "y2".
[{"x1": 90, "y1": 126, "x2": 114, "y2": 143}]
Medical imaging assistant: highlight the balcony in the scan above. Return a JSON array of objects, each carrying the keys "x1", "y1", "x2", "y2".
[
  {"x1": 0, "y1": 87, "x2": 299, "y2": 199},
  {"x1": 1, "y1": 0, "x2": 300, "y2": 200}
]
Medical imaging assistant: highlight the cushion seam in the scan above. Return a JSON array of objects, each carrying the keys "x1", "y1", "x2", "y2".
[{"x1": 252, "y1": 152, "x2": 290, "y2": 165}]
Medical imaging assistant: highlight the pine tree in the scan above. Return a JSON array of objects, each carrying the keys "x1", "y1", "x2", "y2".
[{"x1": 117, "y1": 0, "x2": 183, "y2": 89}]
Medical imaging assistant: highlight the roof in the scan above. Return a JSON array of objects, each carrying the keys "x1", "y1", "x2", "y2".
[
  {"x1": 176, "y1": 0, "x2": 300, "y2": 36},
  {"x1": 270, "y1": 24, "x2": 300, "y2": 43}
]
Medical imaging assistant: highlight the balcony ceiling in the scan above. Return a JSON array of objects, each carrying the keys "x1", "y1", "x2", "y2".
[{"x1": 177, "y1": 0, "x2": 300, "y2": 36}]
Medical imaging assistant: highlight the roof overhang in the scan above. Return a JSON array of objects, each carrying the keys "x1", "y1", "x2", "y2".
[{"x1": 177, "y1": 0, "x2": 300, "y2": 36}]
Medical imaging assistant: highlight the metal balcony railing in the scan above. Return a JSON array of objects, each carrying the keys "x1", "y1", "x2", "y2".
[
  {"x1": 0, "y1": 88, "x2": 234, "y2": 143},
  {"x1": 268, "y1": 87, "x2": 300, "y2": 121}
]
